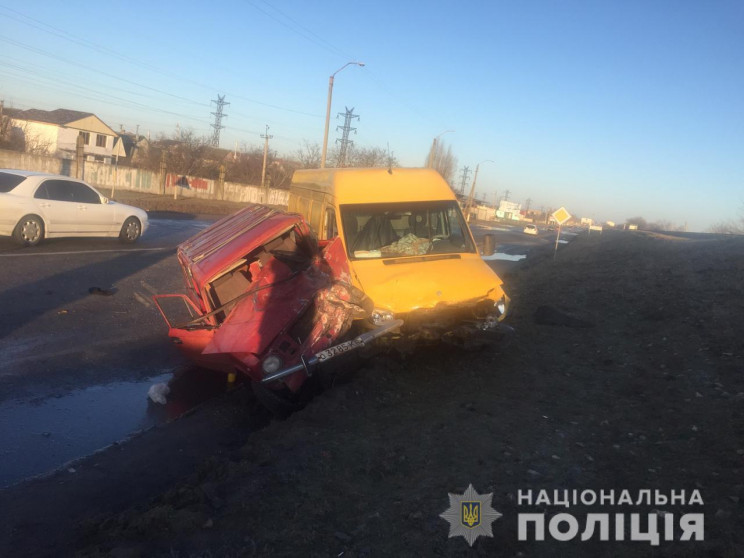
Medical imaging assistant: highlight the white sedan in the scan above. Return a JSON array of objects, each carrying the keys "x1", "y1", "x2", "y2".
[
  {"x1": 0, "y1": 169, "x2": 148, "y2": 246},
  {"x1": 523, "y1": 224, "x2": 539, "y2": 235}
]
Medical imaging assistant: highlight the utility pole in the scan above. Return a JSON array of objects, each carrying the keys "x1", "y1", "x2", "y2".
[
  {"x1": 321, "y1": 61, "x2": 364, "y2": 168},
  {"x1": 210, "y1": 94, "x2": 229, "y2": 147},
  {"x1": 458, "y1": 166, "x2": 471, "y2": 195},
  {"x1": 465, "y1": 160, "x2": 494, "y2": 221},
  {"x1": 159, "y1": 151, "x2": 167, "y2": 195},
  {"x1": 261, "y1": 125, "x2": 273, "y2": 196},
  {"x1": 335, "y1": 106, "x2": 359, "y2": 167},
  {"x1": 75, "y1": 132, "x2": 85, "y2": 179}
]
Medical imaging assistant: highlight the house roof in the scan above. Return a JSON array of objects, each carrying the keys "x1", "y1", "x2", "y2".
[
  {"x1": 6, "y1": 108, "x2": 118, "y2": 137},
  {"x1": 4, "y1": 108, "x2": 94, "y2": 125}
]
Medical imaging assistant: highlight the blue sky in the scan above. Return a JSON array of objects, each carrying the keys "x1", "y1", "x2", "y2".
[{"x1": 1, "y1": 1, "x2": 742, "y2": 231}]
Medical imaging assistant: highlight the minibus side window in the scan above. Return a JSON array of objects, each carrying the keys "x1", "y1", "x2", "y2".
[
  {"x1": 324, "y1": 208, "x2": 338, "y2": 239},
  {"x1": 297, "y1": 197, "x2": 310, "y2": 220},
  {"x1": 310, "y1": 201, "x2": 322, "y2": 233}
]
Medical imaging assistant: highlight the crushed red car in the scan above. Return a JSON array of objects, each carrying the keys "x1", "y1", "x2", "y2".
[{"x1": 153, "y1": 204, "x2": 399, "y2": 403}]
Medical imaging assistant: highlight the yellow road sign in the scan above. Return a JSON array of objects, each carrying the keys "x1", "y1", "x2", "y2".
[{"x1": 552, "y1": 206, "x2": 571, "y2": 225}]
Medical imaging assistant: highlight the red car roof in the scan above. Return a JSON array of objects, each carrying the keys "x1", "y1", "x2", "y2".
[{"x1": 178, "y1": 205, "x2": 306, "y2": 289}]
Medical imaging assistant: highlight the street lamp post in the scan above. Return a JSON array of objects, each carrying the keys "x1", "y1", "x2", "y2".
[
  {"x1": 427, "y1": 129, "x2": 454, "y2": 169},
  {"x1": 465, "y1": 160, "x2": 495, "y2": 221},
  {"x1": 321, "y1": 61, "x2": 365, "y2": 168}
]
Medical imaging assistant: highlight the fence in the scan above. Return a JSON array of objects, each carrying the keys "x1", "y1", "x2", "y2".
[{"x1": 0, "y1": 149, "x2": 289, "y2": 206}]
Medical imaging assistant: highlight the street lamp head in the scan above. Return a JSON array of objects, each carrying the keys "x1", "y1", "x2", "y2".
[{"x1": 332, "y1": 61, "x2": 366, "y2": 77}]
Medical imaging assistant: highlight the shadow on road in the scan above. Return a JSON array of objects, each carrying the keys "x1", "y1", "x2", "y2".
[{"x1": 0, "y1": 247, "x2": 173, "y2": 340}]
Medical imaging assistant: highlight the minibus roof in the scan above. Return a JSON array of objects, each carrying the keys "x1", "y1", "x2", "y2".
[{"x1": 290, "y1": 168, "x2": 457, "y2": 205}]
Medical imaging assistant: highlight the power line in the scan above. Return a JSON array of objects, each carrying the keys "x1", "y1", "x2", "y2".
[
  {"x1": 0, "y1": 5, "x2": 455, "y2": 157},
  {"x1": 0, "y1": 66, "x2": 211, "y2": 125},
  {"x1": 246, "y1": 1, "x2": 352, "y2": 60},
  {"x1": 0, "y1": 27, "x2": 320, "y2": 119},
  {"x1": 0, "y1": 36, "x2": 207, "y2": 108}
]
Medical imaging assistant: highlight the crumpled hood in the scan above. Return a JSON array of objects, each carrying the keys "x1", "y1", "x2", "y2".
[{"x1": 350, "y1": 254, "x2": 505, "y2": 313}]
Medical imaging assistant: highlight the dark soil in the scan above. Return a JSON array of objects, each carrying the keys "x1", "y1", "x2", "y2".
[
  {"x1": 3, "y1": 227, "x2": 743, "y2": 557},
  {"x1": 110, "y1": 190, "x2": 276, "y2": 219}
]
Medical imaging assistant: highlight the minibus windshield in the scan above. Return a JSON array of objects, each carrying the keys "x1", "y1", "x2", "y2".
[{"x1": 340, "y1": 201, "x2": 475, "y2": 259}]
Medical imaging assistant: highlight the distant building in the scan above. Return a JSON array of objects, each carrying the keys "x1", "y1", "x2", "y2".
[
  {"x1": 475, "y1": 204, "x2": 496, "y2": 221},
  {"x1": 497, "y1": 200, "x2": 522, "y2": 220},
  {"x1": 5, "y1": 108, "x2": 121, "y2": 163}
]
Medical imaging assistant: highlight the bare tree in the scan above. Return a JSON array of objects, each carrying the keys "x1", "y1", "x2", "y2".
[
  {"x1": 266, "y1": 160, "x2": 298, "y2": 190},
  {"x1": 626, "y1": 216, "x2": 648, "y2": 230},
  {"x1": 0, "y1": 112, "x2": 11, "y2": 146},
  {"x1": 226, "y1": 146, "x2": 264, "y2": 183},
  {"x1": 0, "y1": 117, "x2": 25, "y2": 152},
  {"x1": 647, "y1": 219, "x2": 676, "y2": 232},
  {"x1": 345, "y1": 146, "x2": 398, "y2": 168},
  {"x1": 167, "y1": 128, "x2": 215, "y2": 177},
  {"x1": 3, "y1": 122, "x2": 54, "y2": 155},
  {"x1": 426, "y1": 140, "x2": 457, "y2": 183},
  {"x1": 295, "y1": 140, "x2": 321, "y2": 168},
  {"x1": 709, "y1": 206, "x2": 744, "y2": 234}
]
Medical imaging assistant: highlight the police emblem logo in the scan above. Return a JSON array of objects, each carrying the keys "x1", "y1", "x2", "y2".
[
  {"x1": 440, "y1": 484, "x2": 502, "y2": 547},
  {"x1": 461, "y1": 502, "x2": 480, "y2": 528}
]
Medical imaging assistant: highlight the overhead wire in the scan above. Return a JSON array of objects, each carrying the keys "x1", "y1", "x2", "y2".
[{"x1": 0, "y1": 2, "x2": 446, "y2": 150}]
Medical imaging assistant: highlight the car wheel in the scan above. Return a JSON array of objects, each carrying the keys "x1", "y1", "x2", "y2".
[
  {"x1": 12, "y1": 215, "x2": 44, "y2": 246},
  {"x1": 119, "y1": 217, "x2": 141, "y2": 243}
]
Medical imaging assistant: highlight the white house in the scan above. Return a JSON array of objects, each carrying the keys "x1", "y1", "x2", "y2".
[
  {"x1": 6, "y1": 108, "x2": 122, "y2": 163},
  {"x1": 497, "y1": 200, "x2": 522, "y2": 221}
]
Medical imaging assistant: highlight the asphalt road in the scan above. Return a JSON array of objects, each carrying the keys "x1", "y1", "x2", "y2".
[
  {"x1": 0, "y1": 217, "x2": 556, "y2": 487},
  {"x1": 0, "y1": 218, "x2": 219, "y2": 400}
]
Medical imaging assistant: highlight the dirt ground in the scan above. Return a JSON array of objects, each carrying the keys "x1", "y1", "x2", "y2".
[
  {"x1": 109, "y1": 190, "x2": 277, "y2": 219},
  {"x1": 4, "y1": 197, "x2": 744, "y2": 556}
]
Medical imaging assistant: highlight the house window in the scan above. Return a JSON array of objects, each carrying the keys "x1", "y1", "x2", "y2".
[
  {"x1": 96, "y1": 134, "x2": 107, "y2": 148},
  {"x1": 80, "y1": 132, "x2": 90, "y2": 145}
]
